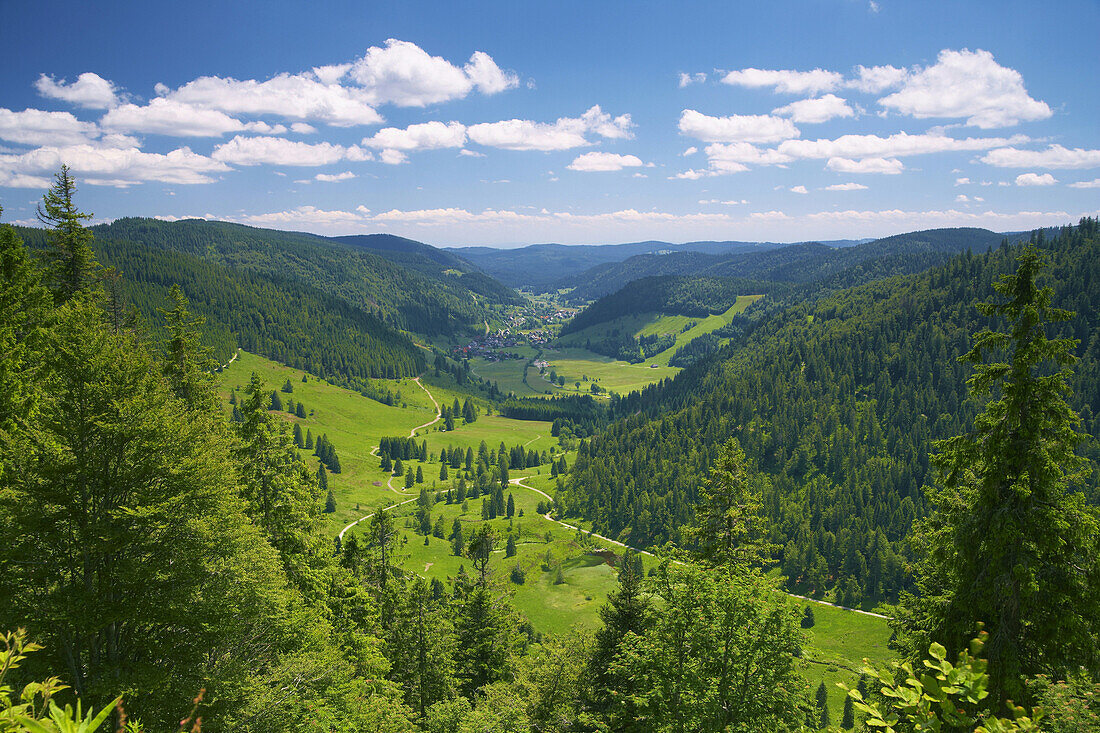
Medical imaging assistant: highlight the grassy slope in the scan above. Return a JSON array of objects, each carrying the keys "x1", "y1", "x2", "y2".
[
  {"x1": 540, "y1": 346, "x2": 680, "y2": 395},
  {"x1": 219, "y1": 350, "x2": 892, "y2": 704}
]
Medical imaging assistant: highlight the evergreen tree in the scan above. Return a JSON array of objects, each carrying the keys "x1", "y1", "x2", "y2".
[
  {"x1": 317, "y1": 462, "x2": 328, "y2": 491},
  {"x1": 897, "y1": 246, "x2": 1100, "y2": 703},
  {"x1": 505, "y1": 535, "x2": 516, "y2": 558},
  {"x1": 305, "y1": 427, "x2": 314, "y2": 449},
  {"x1": 416, "y1": 465, "x2": 424, "y2": 484},
  {"x1": 387, "y1": 577, "x2": 457, "y2": 719},
  {"x1": 405, "y1": 466, "x2": 415, "y2": 489},
  {"x1": 685, "y1": 437, "x2": 769, "y2": 569},
  {"x1": 295, "y1": 401, "x2": 307, "y2": 418},
  {"x1": 159, "y1": 284, "x2": 217, "y2": 412},
  {"x1": 801, "y1": 606, "x2": 816, "y2": 628},
  {"x1": 269, "y1": 389, "x2": 283, "y2": 411},
  {"x1": 381, "y1": 454, "x2": 392, "y2": 472},
  {"x1": 841, "y1": 692, "x2": 855, "y2": 729},
  {"x1": 816, "y1": 682, "x2": 830, "y2": 729},
  {"x1": 325, "y1": 489, "x2": 336, "y2": 514},
  {"x1": 282, "y1": 378, "x2": 294, "y2": 393},
  {"x1": 439, "y1": 463, "x2": 448, "y2": 481},
  {"x1": 293, "y1": 422, "x2": 303, "y2": 447},
  {"x1": 394, "y1": 457, "x2": 404, "y2": 476},
  {"x1": 506, "y1": 493, "x2": 515, "y2": 518},
  {"x1": 35, "y1": 165, "x2": 98, "y2": 302}
]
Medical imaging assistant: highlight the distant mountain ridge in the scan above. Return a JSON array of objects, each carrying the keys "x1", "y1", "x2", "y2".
[
  {"x1": 561, "y1": 227, "x2": 1016, "y2": 302},
  {"x1": 448, "y1": 239, "x2": 868, "y2": 289}
]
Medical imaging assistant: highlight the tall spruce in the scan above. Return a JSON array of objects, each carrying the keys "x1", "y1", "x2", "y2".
[
  {"x1": 35, "y1": 165, "x2": 98, "y2": 302},
  {"x1": 896, "y1": 244, "x2": 1100, "y2": 703}
]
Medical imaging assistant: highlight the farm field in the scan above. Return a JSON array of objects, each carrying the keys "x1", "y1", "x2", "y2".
[{"x1": 539, "y1": 346, "x2": 680, "y2": 395}]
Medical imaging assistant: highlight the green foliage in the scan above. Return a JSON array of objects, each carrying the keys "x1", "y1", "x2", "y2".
[
  {"x1": 35, "y1": 166, "x2": 99, "y2": 303},
  {"x1": 841, "y1": 631, "x2": 1043, "y2": 733},
  {"x1": 896, "y1": 244, "x2": 1100, "y2": 702}
]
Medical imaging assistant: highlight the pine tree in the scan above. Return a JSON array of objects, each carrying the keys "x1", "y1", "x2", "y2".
[
  {"x1": 897, "y1": 245, "x2": 1100, "y2": 703},
  {"x1": 416, "y1": 465, "x2": 424, "y2": 484},
  {"x1": 506, "y1": 493, "x2": 515, "y2": 518},
  {"x1": 295, "y1": 401, "x2": 306, "y2": 418},
  {"x1": 505, "y1": 535, "x2": 516, "y2": 558},
  {"x1": 35, "y1": 165, "x2": 98, "y2": 302},
  {"x1": 405, "y1": 466, "x2": 415, "y2": 489},
  {"x1": 159, "y1": 285, "x2": 217, "y2": 412},
  {"x1": 293, "y1": 422, "x2": 303, "y2": 447},
  {"x1": 841, "y1": 693, "x2": 855, "y2": 729},
  {"x1": 305, "y1": 428, "x2": 314, "y2": 449},
  {"x1": 381, "y1": 454, "x2": 392, "y2": 472},
  {"x1": 387, "y1": 577, "x2": 457, "y2": 719},
  {"x1": 324, "y1": 489, "x2": 336, "y2": 514},
  {"x1": 317, "y1": 463, "x2": 328, "y2": 491},
  {"x1": 269, "y1": 389, "x2": 283, "y2": 411},
  {"x1": 801, "y1": 606, "x2": 816, "y2": 628},
  {"x1": 282, "y1": 378, "x2": 294, "y2": 393},
  {"x1": 393, "y1": 457, "x2": 404, "y2": 476},
  {"x1": 439, "y1": 463, "x2": 448, "y2": 480},
  {"x1": 816, "y1": 682, "x2": 830, "y2": 729}
]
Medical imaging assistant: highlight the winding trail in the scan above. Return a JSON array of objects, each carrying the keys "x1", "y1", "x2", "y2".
[
  {"x1": 508, "y1": 475, "x2": 889, "y2": 620},
  {"x1": 339, "y1": 377, "x2": 442, "y2": 539}
]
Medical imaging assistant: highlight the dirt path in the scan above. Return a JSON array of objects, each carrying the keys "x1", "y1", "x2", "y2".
[
  {"x1": 508, "y1": 475, "x2": 891, "y2": 620},
  {"x1": 341, "y1": 377, "x2": 442, "y2": 536}
]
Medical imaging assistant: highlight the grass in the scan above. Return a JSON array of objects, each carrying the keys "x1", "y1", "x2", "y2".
[
  {"x1": 221, "y1": 351, "x2": 893, "y2": 705},
  {"x1": 469, "y1": 355, "x2": 544, "y2": 397},
  {"x1": 798, "y1": 600, "x2": 894, "y2": 724},
  {"x1": 539, "y1": 346, "x2": 680, "y2": 396}
]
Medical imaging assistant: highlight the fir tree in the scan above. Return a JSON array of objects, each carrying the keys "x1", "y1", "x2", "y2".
[
  {"x1": 305, "y1": 428, "x2": 313, "y2": 449},
  {"x1": 506, "y1": 493, "x2": 515, "y2": 518},
  {"x1": 293, "y1": 422, "x2": 303, "y2": 447},
  {"x1": 416, "y1": 465, "x2": 424, "y2": 484},
  {"x1": 324, "y1": 489, "x2": 336, "y2": 514},
  {"x1": 505, "y1": 534, "x2": 516, "y2": 558},
  {"x1": 35, "y1": 165, "x2": 98, "y2": 302},
  {"x1": 897, "y1": 245, "x2": 1100, "y2": 703},
  {"x1": 816, "y1": 682, "x2": 830, "y2": 729},
  {"x1": 295, "y1": 401, "x2": 307, "y2": 418},
  {"x1": 269, "y1": 389, "x2": 283, "y2": 411},
  {"x1": 439, "y1": 463, "x2": 448, "y2": 481}
]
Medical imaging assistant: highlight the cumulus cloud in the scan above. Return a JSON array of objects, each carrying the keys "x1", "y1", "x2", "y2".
[
  {"x1": 678, "y1": 109, "x2": 799, "y2": 143},
  {"x1": 314, "y1": 171, "x2": 356, "y2": 182},
  {"x1": 1068, "y1": 179, "x2": 1100, "y2": 189},
  {"x1": 704, "y1": 142, "x2": 794, "y2": 167},
  {"x1": 362, "y1": 121, "x2": 467, "y2": 151},
  {"x1": 378, "y1": 149, "x2": 407, "y2": 165},
  {"x1": 824, "y1": 182, "x2": 868, "y2": 190},
  {"x1": 164, "y1": 74, "x2": 384, "y2": 127},
  {"x1": 720, "y1": 67, "x2": 843, "y2": 95},
  {"x1": 290, "y1": 123, "x2": 317, "y2": 134},
  {"x1": 980, "y1": 144, "x2": 1100, "y2": 169},
  {"x1": 101, "y1": 98, "x2": 287, "y2": 137},
  {"x1": 777, "y1": 130, "x2": 1027, "y2": 161},
  {"x1": 849, "y1": 65, "x2": 907, "y2": 93},
  {"x1": 790, "y1": 185, "x2": 808, "y2": 194},
  {"x1": 347, "y1": 39, "x2": 517, "y2": 106},
  {"x1": 211, "y1": 136, "x2": 349, "y2": 166},
  {"x1": 826, "y1": 157, "x2": 904, "y2": 174},
  {"x1": 0, "y1": 144, "x2": 229, "y2": 186},
  {"x1": 0, "y1": 108, "x2": 100, "y2": 146},
  {"x1": 679, "y1": 72, "x2": 707, "y2": 87},
  {"x1": 772, "y1": 94, "x2": 856, "y2": 123},
  {"x1": 955, "y1": 177, "x2": 971, "y2": 185},
  {"x1": 566, "y1": 152, "x2": 645, "y2": 172},
  {"x1": 1015, "y1": 172, "x2": 1057, "y2": 186},
  {"x1": 878, "y1": 49, "x2": 1050, "y2": 128},
  {"x1": 467, "y1": 106, "x2": 632, "y2": 151},
  {"x1": 240, "y1": 205, "x2": 365, "y2": 227},
  {"x1": 35, "y1": 72, "x2": 121, "y2": 108}
]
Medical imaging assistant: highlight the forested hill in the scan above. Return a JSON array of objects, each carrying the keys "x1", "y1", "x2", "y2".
[
  {"x1": 90, "y1": 218, "x2": 511, "y2": 335},
  {"x1": 15, "y1": 225, "x2": 426, "y2": 383},
  {"x1": 561, "y1": 227, "x2": 1012, "y2": 303},
  {"x1": 333, "y1": 233, "x2": 522, "y2": 304},
  {"x1": 562, "y1": 219, "x2": 1100, "y2": 608},
  {"x1": 451, "y1": 239, "x2": 787, "y2": 289},
  {"x1": 561, "y1": 275, "x2": 772, "y2": 335}
]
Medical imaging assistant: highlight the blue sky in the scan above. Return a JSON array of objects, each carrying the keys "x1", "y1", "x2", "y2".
[{"x1": 1, "y1": 0, "x2": 1097, "y2": 246}]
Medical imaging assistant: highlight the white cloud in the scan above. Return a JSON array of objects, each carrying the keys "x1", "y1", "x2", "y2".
[
  {"x1": 772, "y1": 94, "x2": 855, "y2": 123},
  {"x1": 211, "y1": 136, "x2": 348, "y2": 166},
  {"x1": 790, "y1": 185, "x2": 808, "y2": 194},
  {"x1": 567, "y1": 152, "x2": 645, "y2": 172},
  {"x1": 869, "y1": 1, "x2": 880, "y2": 13},
  {"x1": 101, "y1": 98, "x2": 286, "y2": 137},
  {"x1": 459, "y1": 149, "x2": 485, "y2": 157},
  {"x1": 980, "y1": 145, "x2": 1100, "y2": 169},
  {"x1": 850, "y1": 65, "x2": 907, "y2": 93},
  {"x1": 777, "y1": 130, "x2": 1026, "y2": 161},
  {"x1": 0, "y1": 172, "x2": 52, "y2": 189},
  {"x1": 468, "y1": 106, "x2": 632, "y2": 151},
  {"x1": 0, "y1": 108, "x2": 99, "y2": 146},
  {"x1": 669, "y1": 168, "x2": 716, "y2": 180},
  {"x1": 826, "y1": 156, "x2": 904, "y2": 174},
  {"x1": 164, "y1": 73, "x2": 384, "y2": 127},
  {"x1": 682, "y1": 146, "x2": 698, "y2": 156},
  {"x1": 1015, "y1": 172, "x2": 1057, "y2": 186},
  {"x1": 362, "y1": 121, "x2": 467, "y2": 150},
  {"x1": 955, "y1": 177, "x2": 971, "y2": 185},
  {"x1": 290, "y1": 122, "x2": 317, "y2": 134},
  {"x1": 35, "y1": 72, "x2": 120, "y2": 108},
  {"x1": 0, "y1": 144, "x2": 229, "y2": 186},
  {"x1": 956, "y1": 194, "x2": 970, "y2": 202},
  {"x1": 704, "y1": 142, "x2": 793, "y2": 167},
  {"x1": 878, "y1": 49, "x2": 1050, "y2": 128},
  {"x1": 750, "y1": 210, "x2": 791, "y2": 221},
  {"x1": 1068, "y1": 179, "x2": 1100, "y2": 189},
  {"x1": 379, "y1": 149, "x2": 407, "y2": 165},
  {"x1": 720, "y1": 67, "x2": 843, "y2": 95},
  {"x1": 347, "y1": 39, "x2": 517, "y2": 107},
  {"x1": 314, "y1": 171, "x2": 355, "y2": 182},
  {"x1": 679, "y1": 72, "x2": 707, "y2": 87},
  {"x1": 678, "y1": 109, "x2": 799, "y2": 143},
  {"x1": 824, "y1": 182, "x2": 868, "y2": 190},
  {"x1": 240, "y1": 205, "x2": 365, "y2": 227}
]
